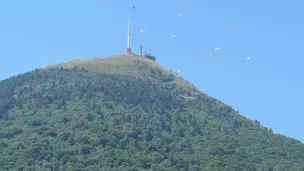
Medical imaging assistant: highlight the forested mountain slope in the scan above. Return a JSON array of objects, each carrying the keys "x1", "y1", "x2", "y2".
[{"x1": 0, "y1": 55, "x2": 303, "y2": 171}]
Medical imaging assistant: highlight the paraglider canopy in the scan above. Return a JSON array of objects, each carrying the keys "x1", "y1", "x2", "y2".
[
  {"x1": 215, "y1": 47, "x2": 220, "y2": 51},
  {"x1": 178, "y1": 13, "x2": 184, "y2": 18},
  {"x1": 130, "y1": 5, "x2": 135, "y2": 11}
]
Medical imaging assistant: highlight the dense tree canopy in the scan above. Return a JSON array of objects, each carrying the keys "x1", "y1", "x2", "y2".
[{"x1": 0, "y1": 65, "x2": 304, "y2": 171}]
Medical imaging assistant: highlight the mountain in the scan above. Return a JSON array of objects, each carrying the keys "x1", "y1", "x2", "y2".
[{"x1": 0, "y1": 54, "x2": 304, "y2": 171}]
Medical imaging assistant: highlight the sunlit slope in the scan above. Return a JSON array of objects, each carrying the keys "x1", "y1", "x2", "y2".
[
  {"x1": 45, "y1": 54, "x2": 198, "y2": 95},
  {"x1": 0, "y1": 55, "x2": 303, "y2": 170}
]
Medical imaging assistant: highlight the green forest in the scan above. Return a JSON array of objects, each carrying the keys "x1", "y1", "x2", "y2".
[{"x1": 1, "y1": 65, "x2": 304, "y2": 171}]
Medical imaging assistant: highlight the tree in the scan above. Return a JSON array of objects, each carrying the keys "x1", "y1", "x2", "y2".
[
  {"x1": 233, "y1": 120, "x2": 239, "y2": 129},
  {"x1": 66, "y1": 162, "x2": 76, "y2": 171},
  {"x1": 268, "y1": 166, "x2": 273, "y2": 171}
]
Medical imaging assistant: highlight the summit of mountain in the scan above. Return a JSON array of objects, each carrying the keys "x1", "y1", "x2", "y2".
[{"x1": 0, "y1": 54, "x2": 304, "y2": 170}]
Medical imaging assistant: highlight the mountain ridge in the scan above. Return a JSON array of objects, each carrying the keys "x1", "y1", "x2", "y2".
[{"x1": 0, "y1": 54, "x2": 304, "y2": 170}]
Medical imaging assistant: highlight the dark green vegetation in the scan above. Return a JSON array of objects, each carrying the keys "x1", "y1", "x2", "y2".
[{"x1": 1, "y1": 55, "x2": 304, "y2": 171}]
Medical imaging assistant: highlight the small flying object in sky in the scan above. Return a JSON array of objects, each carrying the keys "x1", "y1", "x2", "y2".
[
  {"x1": 215, "y1": 47, "x2": 220, "y2": 51},
  {"x1": 171, "y1": 34, "x2": 176, "y2": 38},
  {"x1": 177, "y1": 69, "x2": 181, "y2": 73},
  {"x1": 178, "y1": 13, "x2": 184, "y2": 19},
  {"x1": 140, "y1": 29, "x2": 146, "y2": 33},
  {"x1": 202, "y1": 48, "x2": 206, "y2": 52},
  {"x1": 130, "y1": 5, "x2": 135, "y2": 11},
  {"x1": 247, "y1": 56, "x2": 251, "y2": 60}
]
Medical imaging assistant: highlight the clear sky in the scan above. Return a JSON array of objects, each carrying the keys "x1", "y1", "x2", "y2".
[{"x1": 0, "y1": 0, "x2": 303, "y2": 142}]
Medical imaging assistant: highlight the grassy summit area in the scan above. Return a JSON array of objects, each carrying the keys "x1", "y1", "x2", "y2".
[
  {"x1": 45, "y1": 55, "x2": 198, "y2": 94},
  {"x1": 0, "y1": 55, "x2": 303, "y2": 170}
]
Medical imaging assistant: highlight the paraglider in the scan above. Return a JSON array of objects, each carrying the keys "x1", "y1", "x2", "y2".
[
  {"x1": 178, "y1": 13, "x2": 184, "y2": 19},
  {"x1": 130, "y1": 5, "x2": 135, "y2": 11},
  {"x1": 171, "y1": 34, "x2": 176, "y2": 38},
  {"x1": 215, "y1": 47, "x2": 220, "y2": 51},
  {"x1": 140, "y1": 29, "x2": 146, "y2": 33},
  {"x1": 247, "y1": 56, "x2": 251, "y2": 60}
]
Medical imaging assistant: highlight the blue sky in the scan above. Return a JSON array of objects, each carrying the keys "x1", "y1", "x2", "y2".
[{"x1": 0, "y1": 0, "x2": 303, "y2": 142}]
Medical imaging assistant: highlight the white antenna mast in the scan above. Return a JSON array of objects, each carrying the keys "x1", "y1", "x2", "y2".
[
  {"x1": 128, "y1": 17, "x2": 130, "y2": 48},
  {"x1": 126, "y1": 17, "x2": 132, "y2": 54}
]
